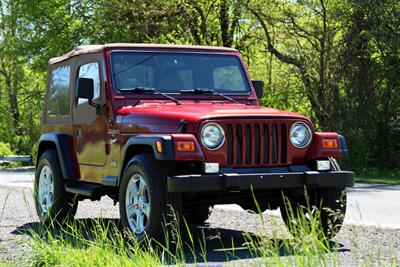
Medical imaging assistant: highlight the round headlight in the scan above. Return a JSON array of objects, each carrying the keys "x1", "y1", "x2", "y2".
[
  {"x1": 201, "y1": 123, "x2": 225, "y2": 150},
  {"x1": 290, "y1": 122, "x2": 312, "y2": 148}
]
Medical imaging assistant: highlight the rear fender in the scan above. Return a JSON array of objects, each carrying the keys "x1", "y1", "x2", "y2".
[{"x1": 37, "y1": 133, "x2": 80, "y2": 180}]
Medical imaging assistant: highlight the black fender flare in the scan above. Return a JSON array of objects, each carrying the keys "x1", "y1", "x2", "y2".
[
  {"x1": 119, "y1": 135, "x2": 174, "y2": 184},
  {"x1": 37, "y1": 133, "x2": 80, "y2": 180}
]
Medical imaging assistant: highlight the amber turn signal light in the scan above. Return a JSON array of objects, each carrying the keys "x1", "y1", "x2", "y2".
[
  {"x1": 322, "y1": 139, "x2": 338, "y2": 149},
  {"x1": 155, "y1": 140, "x2": 163, "y2": 153},
  {"x1": 176, "y1": 141, "x2": 196, "y2": 152}
]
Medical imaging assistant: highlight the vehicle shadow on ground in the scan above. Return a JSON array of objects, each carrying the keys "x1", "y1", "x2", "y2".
[{"x1": 13, "y1": 219, "x2": 348, "y2": 263}]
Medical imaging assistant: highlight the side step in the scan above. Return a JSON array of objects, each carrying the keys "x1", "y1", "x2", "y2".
[{"x1": 65, "y1": 182, "x2": 105, "y2": 197}]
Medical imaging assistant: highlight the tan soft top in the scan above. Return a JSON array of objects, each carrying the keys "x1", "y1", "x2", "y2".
[{"x1": 48, "y1": 43, "x2": 238, "y2": 64}]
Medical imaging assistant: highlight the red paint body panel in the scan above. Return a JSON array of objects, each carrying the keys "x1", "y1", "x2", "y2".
[
  {"x1": 172, "y1": 134, "x2": 205, "y2": 161},
  {"x1": 115, "y1": 101, "x2": 309, "y2": 122},
  {"x1": 305, "y1": 132, "x2": 343, "y2": 162}
]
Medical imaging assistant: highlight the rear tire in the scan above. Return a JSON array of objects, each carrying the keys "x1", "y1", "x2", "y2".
[
  {"x1": 280, "y1": 157, "x2": 347, "y2": 238},
  {"x1": 119, "y1": 154, "x2": 181, "y2": 242},
  {"x1": 34, "y1": 149, "x2": 78, "y2": 226}
]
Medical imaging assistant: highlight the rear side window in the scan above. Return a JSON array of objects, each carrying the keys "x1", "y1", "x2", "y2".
[
  {"x1": 76, "y1": 62, "x2": 100, "y2": 105},
  {"x1": 47, "y1": 65, "x2": 71, "y2": 116}
]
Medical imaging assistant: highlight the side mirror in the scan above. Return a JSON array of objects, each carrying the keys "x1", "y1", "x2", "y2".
[
  {"x1": 77, "y1": 77, "x2": 94, "y2": 100},
  {"x1": 252, "y1": 80, "x2": 264, "y2": 99}
]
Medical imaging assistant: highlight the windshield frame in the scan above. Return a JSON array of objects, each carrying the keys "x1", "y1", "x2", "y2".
[{"x1": 109, "y1": 50, "x2": 252, "y2": 96}]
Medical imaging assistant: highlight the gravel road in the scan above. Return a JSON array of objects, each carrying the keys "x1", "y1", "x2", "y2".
[{"x1": 0, "y1": 184, "x2": 399, "y2": 266}]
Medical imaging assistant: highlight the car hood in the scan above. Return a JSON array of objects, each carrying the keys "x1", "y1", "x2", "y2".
[
  {"x1": 115, "y1": 101, "x2": 311, "y2": 133},
  {"x1": 116, "y1": 101, "x2": 309, "y2": 121}
]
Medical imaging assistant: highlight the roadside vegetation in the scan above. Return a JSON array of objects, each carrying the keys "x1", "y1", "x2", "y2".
[
  {"x1": 6, "y1": 196, "x2": 395, "y2": 266},
  {"x1": 355, "y1": 167, "x2": 400, "y2": 184},
  {"x1": 356, "y1": 175, "x2": 400, "y2": 185},
  {"x1": 23, "y1": 203, "x2": 335, "y2": 266}
]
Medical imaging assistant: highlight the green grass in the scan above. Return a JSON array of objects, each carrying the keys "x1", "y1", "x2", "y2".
[
  {"x1": 355, "y1": 169, "x2": 400, "y2": 185},
  {"x1": 17, "y1": 197, "x2": 339, "y2": 266},
  {"x1": 356, "y1": 176, "x2": 400, "y2": 185},
  {"x1": 5, "y1": 193, "x2": 398, "y2": 266},
  {"x1": 25, "y1": 220, "x2": 162, "y2": 266}
]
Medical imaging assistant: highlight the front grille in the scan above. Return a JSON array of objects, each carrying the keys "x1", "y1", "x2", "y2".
[{"x1": 226, "y1": 122, "x2": 288, "y2": 166}]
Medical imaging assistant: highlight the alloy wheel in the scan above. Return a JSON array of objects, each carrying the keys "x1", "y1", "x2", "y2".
[
  {"x1": 38, "y1": 165, "x2": 54, "y2": 218},
  {"x1": 125, "y1": 173, "x2": 151, "y2": 235}
]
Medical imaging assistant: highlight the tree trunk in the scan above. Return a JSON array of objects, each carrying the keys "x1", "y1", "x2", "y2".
[{"x1": 0, "y1": 61, "x2": 20, "y2": 136}]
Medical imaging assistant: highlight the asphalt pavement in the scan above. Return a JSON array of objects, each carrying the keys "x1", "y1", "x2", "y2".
[{"x1": 0, "y1": 169, "x2": 399, "y2": 229}]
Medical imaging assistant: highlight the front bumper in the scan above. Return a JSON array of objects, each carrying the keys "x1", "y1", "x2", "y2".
[{"x1": 167, "y1": 171, "x2": 355, "y2": 193}]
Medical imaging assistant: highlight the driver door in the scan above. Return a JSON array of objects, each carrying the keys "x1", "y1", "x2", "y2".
[{"x1": 72, "y1": 54, "x2": 108, "y2": 169}]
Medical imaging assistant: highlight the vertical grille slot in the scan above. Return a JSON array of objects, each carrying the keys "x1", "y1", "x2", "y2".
[
  {"x1": 272, "y1": 124, "x2": 278, "y2": 164},
  {"x1": 245, "y1": 124, "x2": 252, "y2": 165},
  {"x1": 222, "y1": 121, "x2": 289, "y2": 167},
  {"x1": 236, "y1": 124, "x2": 243, "y2": 165},
  {"x1": 227, "y1": 124, "x2": 233, "y2": 165},
  {"x1": 281, "y1": 123, "x2": 287, "y2": 163},
  {"x1": 263, "y1": 124, "x2": 269, "y2": 164},
  {"x1": 254, "y1": 124, "x2": 260, "y2": 164}
]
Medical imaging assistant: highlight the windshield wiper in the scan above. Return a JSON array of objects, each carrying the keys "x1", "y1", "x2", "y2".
[
  {"x1": 180, "y1": 88, "x2": 239, "y2": 104},
  {"x1": 120, "y1": 87, "x2": 181, "y2": 105}
]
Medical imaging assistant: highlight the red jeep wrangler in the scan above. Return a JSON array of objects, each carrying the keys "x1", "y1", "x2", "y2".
[{"x1": 35, "y1": 44, "x2": 354, "y2": 241}]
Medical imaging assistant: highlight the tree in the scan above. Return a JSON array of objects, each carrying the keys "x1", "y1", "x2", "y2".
[
  {"x1": 248, "y1": 0, "x2": 347, "y2": 129},
  {"x1": 0, "y1": 0, "x2": 398, "y2": 173},
  {"x1": 0, "y1": 0, "x2": 25, "y2": 146},
  {"x1": 337, "y1": 0, "x2": 400, "y2": 169}
]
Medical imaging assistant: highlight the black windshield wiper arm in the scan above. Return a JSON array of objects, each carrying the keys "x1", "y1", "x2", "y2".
[
  {"x1": 120, "y1": 87, "x2": 181, "y2": 105},
  {"x1": 180, "y1": 88, "x2": 239, "y2": 104}
]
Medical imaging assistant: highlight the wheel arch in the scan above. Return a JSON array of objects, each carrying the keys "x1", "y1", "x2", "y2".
[
  {"x1": 119, "y1": 135, "x2": 174, "y2": 186},
  {"x1": 37, "y1": 133, "x2": 80, "y2": 180}
]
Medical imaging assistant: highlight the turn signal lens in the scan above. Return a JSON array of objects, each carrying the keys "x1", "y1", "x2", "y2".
[
  {"x1": 322, "y1": 139, "x2": 338, "y2": 149},
  {"x1": 176, "y1": 141, "x2": 195, "y2": 152},
  {"x1": 155, "y1": 140, "x2": 163, "y2": 153}
]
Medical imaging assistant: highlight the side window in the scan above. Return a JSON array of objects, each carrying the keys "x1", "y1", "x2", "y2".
[
  {"x1": 47, "y1": 65, "x2": 71, "y2": 116},
  {"x1": 213, "y1": 66, "x2": 246, "y2": 92},
  {"x1": 76, "y1": 62, "x2": 100, "y2": 105}
]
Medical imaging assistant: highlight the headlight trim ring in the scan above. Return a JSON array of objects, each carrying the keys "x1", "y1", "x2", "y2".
[
  {"x1": 201, "y1": 122, "x2": 225, "y2": 150},
  {"x1": 290, "y1": 122, "x2": 312, "y2": 149}
]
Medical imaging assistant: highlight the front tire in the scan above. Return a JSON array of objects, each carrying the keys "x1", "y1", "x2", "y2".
[
  {"x1": 280, "y1": 158, "x2": 347, "y2": 239},
  {"x1": 280, "y1": 187, "x2": 346, "y2": 239},
  {"x1": 34, "y1": 149, "x2": 78, "y2": 225},
  {"x1": 119, "y1": 154, "x2": 181, "y2": 242}
]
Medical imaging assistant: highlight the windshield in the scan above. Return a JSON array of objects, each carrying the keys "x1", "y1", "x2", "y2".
[{"x1": 110, "y1": 52, "x2": 250, "y2": 94}]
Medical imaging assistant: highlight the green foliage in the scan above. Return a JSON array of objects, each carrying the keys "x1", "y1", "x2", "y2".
[
  {"x1": 0, "y1": 142, "x2": 12, "y2": 156},
  {"x1": 26, "y1": 220, "x2": 162, "y2": 266},
  {"x1": 0, "y1": 0, "x2": 398, "y2": 173},
  {"x1": 355, "y1": 169, "x2": 400, "y2": 185},
  {"x1": 21, "y1": 195, "x2": 398, "y2": 266},
  {"x1": 24, "y1": 204, "x2": 336, "y2": 266}
]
